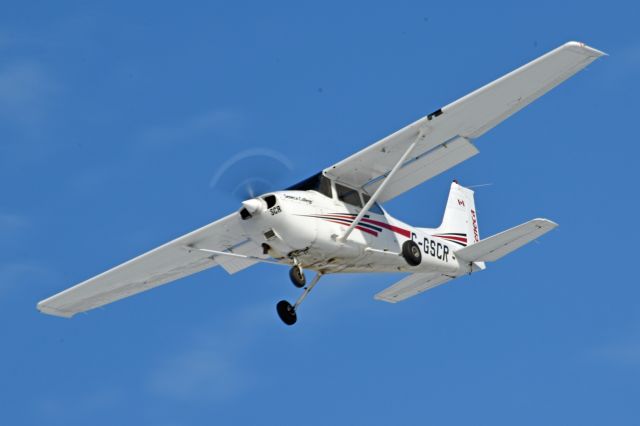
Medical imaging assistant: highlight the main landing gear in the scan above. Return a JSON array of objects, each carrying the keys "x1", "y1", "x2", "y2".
[
  {"x1": 401, "y1": 240, "x2": 422, "y2": 266},
  {"x1": 276, "y1": 300, "x2": 297, "y2": 325},
  {"x1": 277, "y1": 270, "x2": 323, "y2": 326}
]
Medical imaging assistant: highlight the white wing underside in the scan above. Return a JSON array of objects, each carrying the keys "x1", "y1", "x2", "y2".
[
  {"x1": 37, "y1": 213, "x2": 263, "y2": 318},
  {"x1": 324, "y1": 42, "x2": 604, "y2": 202}
]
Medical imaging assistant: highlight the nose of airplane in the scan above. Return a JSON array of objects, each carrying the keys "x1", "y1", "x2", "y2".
[{"x1": 241, "y1": 198, "x2": 263, "y2": 214}]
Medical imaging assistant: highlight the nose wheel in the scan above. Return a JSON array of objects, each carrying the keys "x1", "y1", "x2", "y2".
[
  {"x1": 289, "y1": 265, "x2": 306, "y2": 288},
  {"x1": 276, "y1": 272, "x2": 323, "y2": 326}
]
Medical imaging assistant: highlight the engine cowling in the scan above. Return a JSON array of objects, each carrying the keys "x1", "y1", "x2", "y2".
[{"x1": 239, "y1": 193, "x2": 318, "y2": 257}]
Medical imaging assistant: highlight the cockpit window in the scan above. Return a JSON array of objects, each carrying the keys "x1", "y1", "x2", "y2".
[
  {"x1": 286, "y1": 172, "x2": 332, "y2": 198},
  {"x1": 335, "y1": 183, "x2": 363, "y2": 208},
  {"x1": 362, "y1": 194, "x2": 384, "y2": 215}
]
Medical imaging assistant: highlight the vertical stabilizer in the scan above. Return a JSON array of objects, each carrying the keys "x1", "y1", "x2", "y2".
[{"x1": 434, "y1": 181, "x2": 479, "y2": 248}]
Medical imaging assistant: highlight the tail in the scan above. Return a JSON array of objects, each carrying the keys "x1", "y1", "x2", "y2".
[{"x1": 433, "y1": 180, "x2": 479, "y2": 248}]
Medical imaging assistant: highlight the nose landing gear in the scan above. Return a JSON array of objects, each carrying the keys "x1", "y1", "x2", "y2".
[
  {"x1": 276, "y1": 272, "x2": 323, "y2": 326},
  {"x1": 289, "y1": 265, "x2": 306, "y2": 288},
  {"x1": 288, "y1": 255, "x2": 307, "y2": 288}
]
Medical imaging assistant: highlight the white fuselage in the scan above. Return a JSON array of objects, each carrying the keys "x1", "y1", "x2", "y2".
[{"x1": 239, "y1": 190, "x2": 471, "y2": 276}]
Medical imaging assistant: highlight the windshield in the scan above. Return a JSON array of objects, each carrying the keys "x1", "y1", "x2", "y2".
[{"x1": 286, "y1": 172, "x2": 332, "y2": 198}]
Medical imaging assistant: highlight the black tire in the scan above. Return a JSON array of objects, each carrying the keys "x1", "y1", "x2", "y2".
[
  {"x1": 402, "y1": 240, "x2": 422, "y2": 266},
  {"x1": 289, "y1": 266, "x2": 306, "y2": 288},
  {"x1": 276, "y1": 300, "x2": 297, "y2": 326}
]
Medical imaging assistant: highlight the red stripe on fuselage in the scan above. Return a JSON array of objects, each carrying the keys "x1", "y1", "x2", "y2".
[
  {"x1": 323, "y1": 219, "x2": 379, "y2": 236},
  {"x1": 360, "y1": 218, "x2": 411, "y2": 238},
  {"x1": 324, "y1": 214, "x2": 411, "y2": 238},
  {"x1": 434, "y1": 235, "x2": 467, "y2": 244}
]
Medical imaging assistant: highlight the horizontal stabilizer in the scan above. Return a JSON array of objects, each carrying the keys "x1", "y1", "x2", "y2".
[
  {"x1": 455, "y1": 218, "x2": 558, "y2": 263},
  {"x1": 375, "y1": 273, "x2": 454, "y2": 303}
]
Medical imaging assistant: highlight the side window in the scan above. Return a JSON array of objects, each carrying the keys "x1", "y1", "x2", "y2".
[
  {"x1": 362, "y1": 194, "x2": 384, "y2": 215},
  {"x1": 335, "y1": 183, "x2": 363, "y2": 208},
  {"x1": 317, "y1": 175, "x2": 333, "y2": 199}
]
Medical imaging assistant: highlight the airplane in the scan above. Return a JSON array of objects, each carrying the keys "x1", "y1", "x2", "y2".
[{"x1": 37, "y1": 41, "x2": 605, "y2": 325}]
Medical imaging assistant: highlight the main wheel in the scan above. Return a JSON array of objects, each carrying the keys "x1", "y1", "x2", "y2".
[
  {"x1": 276, "y1": 300, "x2": 297, "y2": 325},
  {"x1": 402, "y1": 240, "x2": 422, "y2": 266},
  {"x1": 289, "y1": 266, "x2": 306, "y2": 288}
]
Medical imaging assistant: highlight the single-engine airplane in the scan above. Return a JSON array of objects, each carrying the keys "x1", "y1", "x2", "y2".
[{"x1": 37, "y1": 41, "x2": 604, "y2": 325}]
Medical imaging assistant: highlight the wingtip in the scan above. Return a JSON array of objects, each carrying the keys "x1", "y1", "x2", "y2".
[
  {"x1": 37, "y1": 301, "x2": 74, "y2": 318},
  {"x1": 532, "y1": 218, "x2": 559, "y2": 229},
  {"x1": 564, "y1": 40, "x2": 607, "y2": 57},
  {"x1": 374, "y1": 294, "x2": 397, "y2": 304}
]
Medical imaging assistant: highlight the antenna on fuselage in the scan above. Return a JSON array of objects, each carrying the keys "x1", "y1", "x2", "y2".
[{"x1": 466, "y1": 183, "x2": 493, "y2": 189}]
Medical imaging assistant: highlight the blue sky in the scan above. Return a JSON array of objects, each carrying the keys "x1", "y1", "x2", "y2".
[{"x1": 1, "y1": 1, "x2": 638, "y2": 425}]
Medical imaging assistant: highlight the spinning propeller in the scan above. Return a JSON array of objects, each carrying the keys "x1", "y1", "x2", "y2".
[{"x1": 209, "y1": 148, "x2": 294, "y2": 201}]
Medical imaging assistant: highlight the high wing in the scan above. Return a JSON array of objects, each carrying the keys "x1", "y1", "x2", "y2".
[
  {"x1": 37, "y1": 213, "x2": 264, "y2": 318},
  {"x1": 324, "y1": 41, "x2": 605, "y2": 202},
  {"x1": 455, "y1": 218, "x2": 558, "y2": 263},
  {"x1": 375, "y1": 273, "x2": 454, "y2": 303}
]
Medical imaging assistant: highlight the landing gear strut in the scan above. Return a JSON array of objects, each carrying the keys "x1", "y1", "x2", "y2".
[{"x1": 276, "y1": 272, "x2": 323, "y2": 326}]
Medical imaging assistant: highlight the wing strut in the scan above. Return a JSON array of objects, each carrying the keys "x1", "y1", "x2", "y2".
[
  {"x1": 187, "y1": 246, "x2": 288, "y2": 266},
  {"x1": 338, "y1": 129, "x2": 427, "y2": 242}
]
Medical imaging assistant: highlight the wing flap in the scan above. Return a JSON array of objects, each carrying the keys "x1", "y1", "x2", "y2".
[
  {"x1": 365, "y1": 136, "x2": 479, "y2": 202},
  {"x1": 455, "y1": 218, "x2": 558, "y2": 263},
  {"x1": 375, "y1": 273, "x2": 454, "y2": 303},
  {"x1": 215, "y1": 239, "x2": 262, "y2": 274},
  {"x1": 37, "y1": 213, "x2": 256, "y2": 318},
  {"x1": 324, "y1": 42, "x2": 604, "y2": 201}
]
